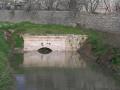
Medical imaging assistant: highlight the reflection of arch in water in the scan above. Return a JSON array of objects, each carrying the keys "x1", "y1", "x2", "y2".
[
  {"x1": 23, "y1": 51, "x2": 87, "y2": 68},
  {"x1": 38, "y1": 47, "x2": 52, "y2": 54}
]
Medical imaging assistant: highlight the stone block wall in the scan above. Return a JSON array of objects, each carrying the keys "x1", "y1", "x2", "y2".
[
  {"x1": 0, "y1": 10, "x2": 74, "y2": 25},
  {"x1": 76, "y1": 14, "x2": 120, "y2": 33}
]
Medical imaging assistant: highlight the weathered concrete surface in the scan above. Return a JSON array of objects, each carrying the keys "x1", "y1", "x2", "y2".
[{"x1": 23, "y1": 34, "x2": 87, "y2": 51}]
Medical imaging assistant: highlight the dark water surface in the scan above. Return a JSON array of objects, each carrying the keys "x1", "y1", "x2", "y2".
[{"x1": 10, "y1": 51, "x2": 120, "y2": 90}]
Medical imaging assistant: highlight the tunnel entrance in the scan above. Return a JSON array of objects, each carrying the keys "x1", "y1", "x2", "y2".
[{"x1": 38, "y1": 47, "x2": 52, "y2": 54}]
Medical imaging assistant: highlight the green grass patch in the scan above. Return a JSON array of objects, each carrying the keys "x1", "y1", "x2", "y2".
[
  {"x1": 0, "y1": 32, "x2": 13, "y2": 90},
  {"x1": 11, "y1": 32, "x2": 24, "y2": 48}
]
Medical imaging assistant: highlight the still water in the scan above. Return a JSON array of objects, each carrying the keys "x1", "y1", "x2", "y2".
[{"x1": 10, "y1": 51, "x2": 120, "y2": 90}]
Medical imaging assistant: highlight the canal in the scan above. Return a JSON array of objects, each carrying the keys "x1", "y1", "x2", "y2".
[{"x1": 10, "y1": 51, "x2": 120, "y2": 90}]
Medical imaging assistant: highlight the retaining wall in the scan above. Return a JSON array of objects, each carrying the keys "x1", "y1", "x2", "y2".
[{"x1": 0, "y1": 10, "x2": 120, "y2": 32}]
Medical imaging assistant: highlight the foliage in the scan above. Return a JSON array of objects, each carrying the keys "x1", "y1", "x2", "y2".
[
  {"x1": 0, "y1": 32, "x2": 13, "y2": 90},
  {"x1": 11, "y1": 32, "x2": 24, "y2": 48},
  {"x1": 112, "y1": 48, "x2": 120, "y2": 65}
]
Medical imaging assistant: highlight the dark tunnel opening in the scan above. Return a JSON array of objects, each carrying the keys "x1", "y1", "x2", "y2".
[{"x1": 38, "y1": 47, "x2": 52, "y2": 54}]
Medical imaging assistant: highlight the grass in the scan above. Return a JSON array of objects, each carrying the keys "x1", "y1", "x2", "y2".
[
  {"x1": 0, "y1": 22, "x2": 120, "y2": 89},
  {"x1": 112, "y1": 48, "x2": 120, "y2": 68},
  {"x1": 11, "y1": 31, "x2": 24, "y2": 48},
  {"x1": 0, "y1": 32, "x2": 13, "y2": 90}
]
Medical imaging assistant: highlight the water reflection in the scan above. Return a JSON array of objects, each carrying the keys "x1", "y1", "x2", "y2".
[
  {"x1": 23, "y1": 51, "x2": 86, "y2": 68},
  {"x1": 12, "y1": 51, "x2": 120, "y2": 90}
]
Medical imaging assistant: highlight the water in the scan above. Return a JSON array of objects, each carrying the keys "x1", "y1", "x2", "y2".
[{"x1": 10, "y1": 51, "x2": 120, "y2": 90}]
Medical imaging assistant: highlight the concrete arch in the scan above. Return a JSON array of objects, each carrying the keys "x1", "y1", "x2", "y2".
[{"x1": 23, "y1": 35, "x2": 88, "y2": 51}]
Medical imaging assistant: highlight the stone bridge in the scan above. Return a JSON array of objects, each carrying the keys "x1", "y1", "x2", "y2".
[{"x1": 23, "y1": 34, "x2": 87, "y2": 52}]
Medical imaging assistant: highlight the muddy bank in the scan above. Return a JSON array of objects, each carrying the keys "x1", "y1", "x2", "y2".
[{"x1": 79, "y1": 38, "x2": 120, "y2": 81}]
